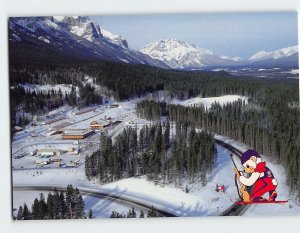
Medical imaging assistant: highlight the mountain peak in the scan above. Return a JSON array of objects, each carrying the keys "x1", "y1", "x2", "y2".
[
  {"x1": 249, "y1": 45, "x2": 298, "y2": 61},
  {"x1": 100, "y1": 27, "x2": 128, "y2": 48},
  {"x1": 53, "y1": 16, "x2": 101, "y2": 42},
  {"x1": 159, "y1": 39, "x2": 197, "y2": 48},
  {"x1": 140, "y1": 39, "x2": 210, "y2": 54},
  {"x1": 139, "y1": 39, "x2": 239, "y2": 69}
]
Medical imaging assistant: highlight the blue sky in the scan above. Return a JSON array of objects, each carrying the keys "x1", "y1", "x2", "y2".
[{"x1": 92, "y1": 12, "x2": 298, "y2": 59}]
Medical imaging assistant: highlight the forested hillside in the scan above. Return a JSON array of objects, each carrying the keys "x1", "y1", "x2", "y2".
[
  {"x1": 10, "y1": 60, "x2": 298, "y2": 128},
  {"x1": 136, "y1": 98, "x2": 300, "y2": 199},
  {"x1": 10, "y1": 60, "x2": 297, "y2": 101}
]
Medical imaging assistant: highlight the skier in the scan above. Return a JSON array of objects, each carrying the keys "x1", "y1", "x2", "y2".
[{"x1": 234, "y1": 149, "x2": 278, "y2": 202}]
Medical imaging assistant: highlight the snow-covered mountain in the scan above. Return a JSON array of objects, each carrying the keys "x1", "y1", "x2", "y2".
[
  {"x1": 249, "y1": 46, "x2": 298, "y2": 61},
  {"x1": 246, "y1": 45, "x2": 299, "y2": 69},
  {"x1": 52, "y1": 16, "x2": 128, "y2": 48},
  {"x1": 9, "y1": 16, "x2": 168, "y2": 68},
  {"x1": 139, "y1": 39, "x2": 241, "y2": 69}
]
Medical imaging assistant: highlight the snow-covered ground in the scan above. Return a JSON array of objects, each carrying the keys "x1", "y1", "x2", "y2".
[
  {"x1": 12, "y1": 98, "x2": 149, "y2": 170},
  {"x1": 173, "y1": 95, "x2": 248, "y2": 109},
  {"x1": 289, "y1": 69, "x2": 299, "y2": 74},
  {"x1": 83, "y1": 194, "x2": 147, "y2": 218},
  {"x1": 12, "y1": 135, "x2": 300, "y2": 217},
  {"x1": 13, "y1": 144, "x2": 240, "y2": 217},
  {"x1": 11, "y1": 97, "x2": 300, "y2": 217},
  {"x1": 99, "y1": 146, "x2": 238, "y2": 216}
]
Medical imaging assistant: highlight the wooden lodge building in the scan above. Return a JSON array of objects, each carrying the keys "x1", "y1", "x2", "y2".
[
  {"x1": 62, "y1": 129, "x2": 94, "y2": 140},
  {"x1": 89, "y1": 120, "x2": 111, "y2": 130}
]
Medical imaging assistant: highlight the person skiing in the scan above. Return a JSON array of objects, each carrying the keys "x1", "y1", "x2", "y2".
[{"x1": 234, "y1": 149, "x2": 278, "y2": 202}]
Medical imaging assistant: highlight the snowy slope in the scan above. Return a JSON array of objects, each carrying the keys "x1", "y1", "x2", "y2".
[
  {"x1": 139, "y1": 39, "x2": 241, "y2": 69},
  {"x1": 12, "y1": 134, "x2": 300, "y2": 217},
  {"x1": 173, "y1": 95, "x2": 248, "y2": 109}
]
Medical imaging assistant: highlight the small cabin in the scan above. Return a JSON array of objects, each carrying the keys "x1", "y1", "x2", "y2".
[
  {"x1": 37, "y1": 149, "x2": 62, "y2": 157},
  {"x1": 35, "y1": 158, "x2": 51, "y2": 166},
  {"x1": 90, "y1": 121, "x2": 104, "y2": 130},
  {"x1": 110, "y1": 103, "x2": 119, "y2": 108}
]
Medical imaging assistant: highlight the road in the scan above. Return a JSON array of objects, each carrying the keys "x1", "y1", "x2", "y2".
[
  {"x1": 12, "y1": 140, "x2": 100, "y2": 155},
  {"x1": 214, "y1": 139, "x2": 250, "y2": 216},
  {"x1": 13, "y1": 185, "x2": 177, "y2": 218}
]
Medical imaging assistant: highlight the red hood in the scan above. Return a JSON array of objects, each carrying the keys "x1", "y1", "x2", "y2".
[{"x1": 254, "y1": 162, "x2": 266, "y2": 173}]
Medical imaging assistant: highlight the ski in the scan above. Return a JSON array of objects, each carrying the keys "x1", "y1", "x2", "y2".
[{"x1": 235, "y1": 200, "x2": 288, "y2": 205}]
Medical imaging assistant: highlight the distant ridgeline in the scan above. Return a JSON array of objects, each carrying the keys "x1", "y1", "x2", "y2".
[
  {"x1": 136, "y1": 99, "x2": 300, "y2": 200},
  {"x1": 9, "y1": 60, "x2": 298, "y2": 101}
]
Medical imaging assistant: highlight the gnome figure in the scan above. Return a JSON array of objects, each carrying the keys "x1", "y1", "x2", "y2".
[{"x1": 235, "y1": 149, "x2": 278, "y2": 202}]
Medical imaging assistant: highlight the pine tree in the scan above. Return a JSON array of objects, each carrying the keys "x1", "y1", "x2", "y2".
[
  {"x1": 163, "y1": 120, "x2": 170, "y2": 149},
  {"x1": 65, "y1": 185, "x2": 75, "y2": 219},
  {"x1": 74, "y1": 188, "x2": 84, "y2": 219},
  {"x1": 23, "y1": 203, "x2": 31, "y2": 220},
  {"x1": 52, "y1": 189, "x2": 60, "y2": 219},
  {"x1": 185, "y1": 185, "x2": 189, "y2": 193},
  {"x1": 17, "y1": 206, "x2": 23, "y2": 220},
  {"x1": 38, "y1": 193, "x2": 47, "y2": 219},
  {"x1": 147, "y1": 206, "x2": 159, "y2": 217},
  {"x1": 127, "y1": 207, "x2": 136, "y2": 218},
  {"x1": 110, "y1": 211, "x2": 124, "y2": 218},
  {"x1": 31, "y1": 198, "x2": 40, "y2": 220},
  {"x1": 85, "y1": 155, "x2": 93, "y2": 180},
  {"x1": 88, "y1": 209, "x2": 93, "y2": 219},
  {"x1": 139, "y1": 210, "x2": 145, "y2": 218},
  {"x1": 47, "y1": 193, "x2": 54, "y2": 219},
  {"x1": 58, "y1": 191, "x2": 67, "y2": 219}
]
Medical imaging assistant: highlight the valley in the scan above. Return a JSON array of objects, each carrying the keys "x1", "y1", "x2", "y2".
[{"x1": 8, "y1": 15, "x2": 300, "y2": 220}]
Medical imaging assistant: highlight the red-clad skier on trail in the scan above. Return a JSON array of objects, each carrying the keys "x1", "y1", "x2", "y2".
[{"x1": 234, "y1": 149, "x2": 278, "y2": 202}]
